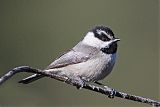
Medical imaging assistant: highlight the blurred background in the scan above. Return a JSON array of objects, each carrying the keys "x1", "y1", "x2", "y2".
[{"x1": 0, "y1": 0, "x2": 159, "y2": 107}]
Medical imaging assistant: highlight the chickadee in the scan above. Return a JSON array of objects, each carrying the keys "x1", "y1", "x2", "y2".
[{"x1": 19, "y1": 26, "x2": 120, "y2": 87}]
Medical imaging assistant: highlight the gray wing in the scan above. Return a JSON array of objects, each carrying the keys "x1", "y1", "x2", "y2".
[
  {"x1": 45, "y1": 41, "x2": 98, "y2": 70},
  {"x1": 45, "y1": 49, "x2": 90, "y2": 69},
  {"x1": 19, "y1": 42, "x2": 98, "y2": 84},
  {"x1": 19, "y1": 49, "x2": 92, "y2": 84}
]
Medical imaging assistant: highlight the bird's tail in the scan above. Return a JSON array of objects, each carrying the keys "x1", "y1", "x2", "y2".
[{"x1": 19, "y1": 74, "x2": 44, "y2": 84}]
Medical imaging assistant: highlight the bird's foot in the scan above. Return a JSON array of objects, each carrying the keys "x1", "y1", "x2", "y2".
[{"x1": 104, "y1": 86, "x2": 116, "y2": 98}]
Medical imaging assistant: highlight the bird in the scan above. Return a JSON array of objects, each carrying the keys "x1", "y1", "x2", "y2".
[{"x1": 19, "y1": 26, "x2": 120, "y2": 87}]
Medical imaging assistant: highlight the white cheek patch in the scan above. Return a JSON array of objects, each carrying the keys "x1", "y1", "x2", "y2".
[
  {"x1": 82, "y1": 32, "x2": 113, "y2": 49},
  {"x1": 82, "y1": 32, "x2": 103, "y2": 48}
]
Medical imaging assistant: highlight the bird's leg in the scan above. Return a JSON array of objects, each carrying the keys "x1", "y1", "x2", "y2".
[
  {"x1": 95, "y1": 81, "x2": 116, "y2": 98},
  {"x1": 68, "y1": 76, "x2": 86, "y2": 89}
]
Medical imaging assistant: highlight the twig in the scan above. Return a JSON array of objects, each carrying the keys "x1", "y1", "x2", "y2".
[{"x1": 0, "y1": 66, "x2": 159, "y2": 107}]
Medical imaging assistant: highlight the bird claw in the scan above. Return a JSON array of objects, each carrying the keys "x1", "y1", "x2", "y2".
[
  {"x1": 104, "y1": 86, "x2": 116, "y2": 98},
  {"x1": 108, "y1": 88, "x2": 116, "y2": 98}
]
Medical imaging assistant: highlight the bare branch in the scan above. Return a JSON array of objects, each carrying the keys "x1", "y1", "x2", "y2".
[{"x1": 0, "y1": 66, "x2": 159, "y2": 107}]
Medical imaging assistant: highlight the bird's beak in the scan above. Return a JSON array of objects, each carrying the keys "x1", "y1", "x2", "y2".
[
  {"x1": 112, "y1": 38, "x2": 120, "y2": 43},
  {"x1": 102, "y1": 38, "x2": 120, "y2": 48}
]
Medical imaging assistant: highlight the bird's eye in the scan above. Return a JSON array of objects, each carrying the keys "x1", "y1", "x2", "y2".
[{"x1": 101, "y1": 33, "x2": 110, "y2": 41}]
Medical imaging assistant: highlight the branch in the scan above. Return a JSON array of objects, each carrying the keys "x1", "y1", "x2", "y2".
[{"x1": 0, "y1": 66, "x2": 159, "y2": 107}]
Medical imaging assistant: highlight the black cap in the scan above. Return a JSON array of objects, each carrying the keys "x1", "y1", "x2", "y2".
[{"x1": 91, "y1": 26, "x2": 115, "y2": 41}]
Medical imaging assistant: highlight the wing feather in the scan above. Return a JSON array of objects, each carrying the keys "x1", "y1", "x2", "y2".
[
  {"x1": 45, "y1": 41, "x2": 98, "y2": 70},
  {"x1": 45, "y1": 49, "x2": 90, "y2": 69}
]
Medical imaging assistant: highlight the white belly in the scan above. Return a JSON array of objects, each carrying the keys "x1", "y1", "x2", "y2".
[{"x1": 47, "y1": 53, "x2": 117, "y2": 82}]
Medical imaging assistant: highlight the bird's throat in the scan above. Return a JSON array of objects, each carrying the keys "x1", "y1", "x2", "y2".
[{"x1": 101, "y1": 43, "x2": 117, "y2": 54}]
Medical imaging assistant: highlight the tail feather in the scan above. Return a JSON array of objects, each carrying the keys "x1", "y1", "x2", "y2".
[{"x1": 19, "y1": 74, "x2": 44, "y2": 84}]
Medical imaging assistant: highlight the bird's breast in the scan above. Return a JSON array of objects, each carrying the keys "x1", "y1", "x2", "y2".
[
  {"x1": 56, "y1": 53, "x2": 117, "y2": 82},
  {"x1": 96, "y1": 53, "x2": 117, "y2": 80}
]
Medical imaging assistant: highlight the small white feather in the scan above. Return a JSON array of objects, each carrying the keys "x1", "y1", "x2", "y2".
[{"x1": 82, "y1": 32, "x2": 104, "y2": 48}]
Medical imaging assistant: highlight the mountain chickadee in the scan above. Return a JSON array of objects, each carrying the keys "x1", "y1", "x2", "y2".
[{"x1": 19, "y1": 26, "x2": 120, "y2": 87}]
